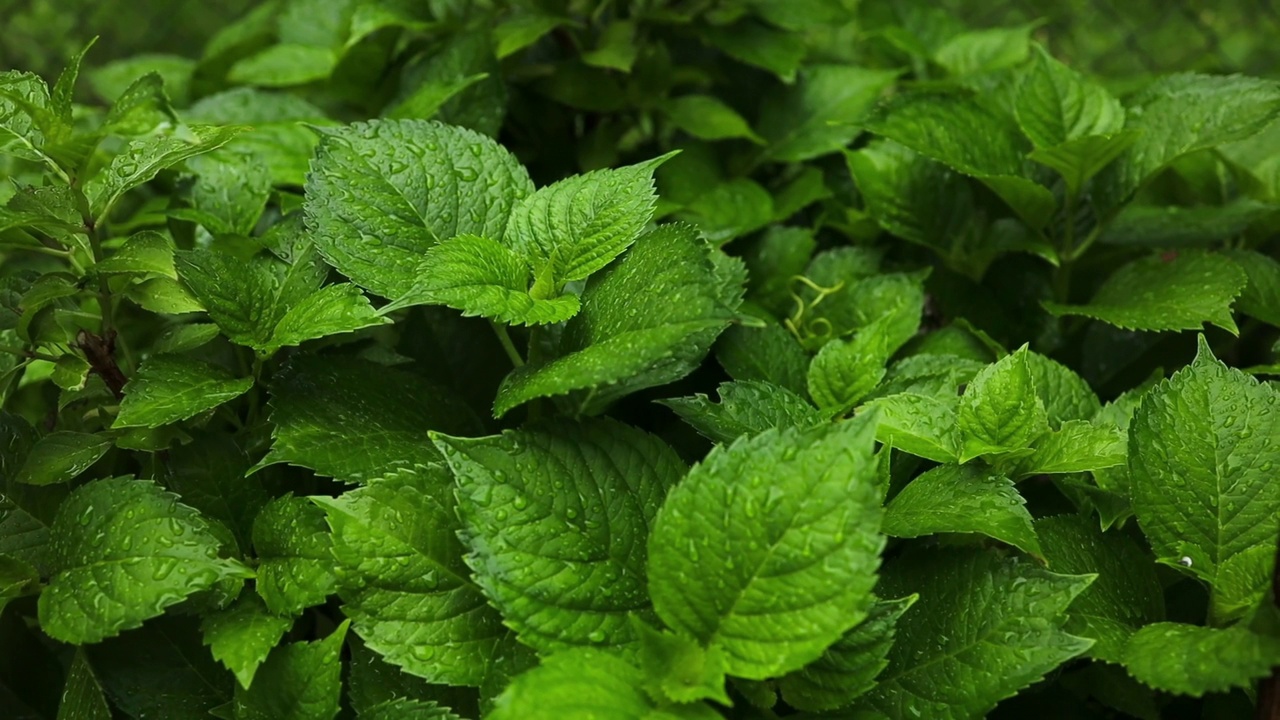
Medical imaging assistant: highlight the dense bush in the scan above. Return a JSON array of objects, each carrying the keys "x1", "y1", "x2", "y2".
[{"x1": 2, "y1": 2, "x2": 1280, "y2": 718}]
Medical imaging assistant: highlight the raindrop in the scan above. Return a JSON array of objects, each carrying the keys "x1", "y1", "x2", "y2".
[{"x1": 1178, "y1": 556, "x2": 1193, "y2": 567}]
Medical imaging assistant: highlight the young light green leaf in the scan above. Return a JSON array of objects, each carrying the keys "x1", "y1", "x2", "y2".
[
  {"x1": 1097, "y1": 74, "x2": 1280, "y2": 212},
  {"x1": 808, "y1": 305, "x2": 921, "y2": 415},
  {"x1": 957, "y1": 346, "x2": 1048, "y2": 462},
  {"x1": 201, "y1": 592, "x2": 293, "y2": 689},
  {"x1": 97, "y1": 231, "x2": 177, "y2": 277},
  {"x1": 884, "y1": 465, "x2": 1042, "y2": 558},
  {"x1": 494, "y1": 224, "x2": 738, "y2": 417},
  {"x1": 252, "y1": 495, "x2": 336, "y2": 616},
  {"x1": 14, "y1": 431, "x2": 111, "y2": 486},
  {"x1": 56, "y1": 649, "x2": 111, "y2": 720},
  {"x1": 1015, "y1": 45, "x2": 1124, "y2": 148},
  {"x1": 233, "y1": 620, "x2": 348, "y2": 720},
  {"x1": 257, "y1": 355, "x2": 479, "y2": 482},
  {"x1": 38, "y1": 478, "x2": 248, "y2": 644},
  {"x1": 1035, "y1": 515, "x2": 1164, "y2": 663},
  {"x1": 1122, "y1": 623, "x2": 1280, "y2": 697},
  {"x1": 659, "y1": 380, "x2": 822, "y2": 444},
  {"x1": 113, "y1": 356, "x2": 252, "y2": 429},
  {"x1": 1024, "y1": 351, "x2": 1101, "y2": 427},
  {"x1": 304, "y1": 119, "x2": 533, "y2": 298},
  {"x1": 0, "y1": 71, "x2": 54, "y2": 164},
  {"x1": 1029, "y1": 132, "x2": 1140, "y2": 196},
  {"x1": 635, "y1": 622, "x2": 731, "y2": 705},
  {"x1": 662, "y1": 95, "x2": 764, "y2": 144},
  {"x1": 1129, "y1": 336, "x2": 1280, "y2": 595},
  {"x1": 383, "y1": 234, "x2": 579, "y2": 325},
  {"x1": 505, "y1": 153, "x2": 673, "y2": 285},
  {"x1": 1043, "y1": 251, "x2": 1247, "y2": 334},
  {"x1": 226, "y1": 45, "x2": 337, "y2": 87},
  {"x1": 863, "y1": 392, "x2": 960, "y2": 463},
  {"x1": 861, "y1": 548, "x2": 1093, "y2": 719},
  {"x1": 434, "y1": 419, "x2": 685, "y2": 654},
  {"x1": 87, "y1": 125, "x2": 244, "y2": 220},
  {"x1": 702, "y1": 19, "x2": 805, "y2": 82},
  {"x1": 1006, "y1": 419, "x2": 1127, "y2": 478},
  {"x1": 648, "y1": 413, "x2": 884, "y2": 679},
  {"x1": 860, "y1": 92, "x2": 1055, "y2": 228},
  {"x1": 758, "y1": 65, "x2": 900, "y2": 163},
  {"x1": 492, "y1": 11, "x2": 567, "y2": 57},
  {"x1": 934, "y1": 25, "x2": 1034, "y2": 77},
  {"x1": 487, "y1": 649, "x2": 719, "y2": 720},
  {"x1": 582, "y1": 20, "x2": 639, "y2": 72},
  {"x1": 315, "y1": 465, "x2": 506, "y2": 686}
]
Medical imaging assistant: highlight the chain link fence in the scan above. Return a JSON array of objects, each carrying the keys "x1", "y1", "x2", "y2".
[{"x1": 1, "y1": 0, "x2": 1277, "y2": 81}]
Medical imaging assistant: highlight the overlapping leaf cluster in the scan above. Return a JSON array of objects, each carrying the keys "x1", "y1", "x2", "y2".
[{"x1": 2, "y1": 1, "x2": 1280, "y2": 719}]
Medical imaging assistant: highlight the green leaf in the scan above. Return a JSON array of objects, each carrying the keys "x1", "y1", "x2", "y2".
[
  {"x1": 0, "y1": 555, "x2": 39, "y2": 614},
  {"x1": 101, "y1": 71, "x2": 177, "y2": 136},
  {"x1": 252, "y1": 495, "x2": 336, "y2": 616},
  {"x1": 845, "y1": 140, "x2": 974, "y2": 257},
  {"x1": 861, "y1": 548, "x2": 1093, "y2": 719},
  {"x1": 201, "y1": 592, "x2": 293, "y2": 689},
  {"x1": 715, "y1": 322, "x2": 810, "y2": 396},
  {"x1": 315, "y1": 465, "x2": 506, "y2": 686},
  {"x1": 0, "y1": 71, "x2": 54, "y2": 164},
  {"x1": 505, "y1": 153, "x2": 673, "y2": 285},
  {"x1": 648, "y1": 413, "x2": 884, "y2": 679},
  {"x1": 662, "y1": 95, "x2": 763, "y2": 144},
  {"x1": 1122, "y1": 623, "x2": 1280, "y2": 697},
  {"x1": 56, "y1": 649, "x2": 111, "y2": 720},
  {"x1": 304, "y1": 119, "x2": 533, "y2": 298},
  {"x1": 582, "y1": 20, "x2": 639, "y2": 72},
  {"x1": 863, "y1": 392, "x2": 960, "y2": 463},
  {"x1": 492, "y1": 13, "x2": 568, "y2": 59},
  {"x1": 87, "y1": 124, "x2": 244, "y2": 220},
  {"x1": 1028, "y1": 132, "x2": 1140, "y2": 196},
  {"x1": 634, "y1": 622, "x2": 731, "y2": 705},
  {"x1": 164, "y1": 434, "x2": 268, "y2": 556},
  {"x1": 494, "y1": 224, "x2": 738, "y2": 417},
  {"x1": 361, "y1": 699, "x2": 463, "y2": 720},
  {"x1": 383, "y1": 234, "x2": 579, "y2": 325},
  {"x1": 1043, "y1": 251, "x2": 1248, "y2": 334},
  {"x1": 227, "y1": 45, "x2": 337, "y2": 87},
  {"x1": 14, "y1": 431, "x2": 111, "y2": 486},
  {"x1": 1098, "y1": 201, "x2": 1279, "y2": 249},
  {"x1": 1129, "y1": 336, "x2": 1280, "y2": 596},
  {"x1": 1226, "y1": 249, "x2": 1280, "y2": 327},
  {"x1": 38, "y1": 477, "x2": 247, "y2": 644},
  {"x1": 1015, "y1": 46, "x2": 1124, "y2": 148},
  {"x1": 758, "y1": 65, "x2": 900, "y2": 163},
  {"x1": 660, "y1": 380, "x2": 822, "y2": 444},
  {"x1": 1006, "y1": 419, "x2": 1127, "y2": 478},
  {"x1": 884, "y1": 465, "x2": 1043, "y2": 558},
  {"x1": 126, "y1": 277, "x2": 203, "y2": 315},
  {"x1": 702, "y1": 19, "x2": 805, "y2": 82},
  {"x1": 257, "y1": 355, "x2": 479, "y2": 482},
  {"x1": 233, "y1": 620, "x2": 348, "y2": 720},
  {"x1": 1097, "y1": 74, "x2": 1280, "y2": 212},
  {"x1": 860, "y1": 92, "x2": 1055, "y2": 228},
  {"x1": 97, "y1": 231, "x2": 177, "y2": 277},
  {"x1": 487, "y1": 649, "x2": 719, "y2": 720},
  {"x1": 434, "y1": 419, "x2": 685, "y2": 654},
  {"x1": 113, "y1": 356, "x2": 252, "y2": 429},
  {"x1": 677, "y1": 177, "x2": 775, "y2": 244},
  {"x1": 934, "y1": 25, "x2": 1034, "y2": 77},
  {"x1": 1024, "y1": 351, "x2": 1101, "y2": 427},
  {"x1": 153, "y1": 323, "x2": 221, "y2": 354},
  {"x1": 1035, "y1": 515, "x2": 1164, "y2": 663},
  {"x1": 176, "y1": 151, "x2": 272, "y2": 236},
  {"x1": 808, "y1": 304, "x2": 921, "y2": 415},
  {"x1": 957, "y1": 346, "x2": 1048, "y2": 462},
  {"x1": 777, "y1": 595, "x2": 917, "y2": 712},
  {"x1": 177, "y1": 243, "x2": 387, "y2": 356}
]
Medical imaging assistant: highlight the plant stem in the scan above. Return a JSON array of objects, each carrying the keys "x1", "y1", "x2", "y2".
[
  {"x1": 0, "y1": 345, "x2": 61, "y2": 363},
  {"x1": 490, "y1": 321, "x2": 525, "y2": 367}
]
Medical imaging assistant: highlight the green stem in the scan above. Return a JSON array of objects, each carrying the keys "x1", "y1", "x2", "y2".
[
  {"x1": 490, "y1": 321, "x2": 525, "y2": 368},
  {"x1": 0, "y1": 345, "x2": 61, "y2": 363}
]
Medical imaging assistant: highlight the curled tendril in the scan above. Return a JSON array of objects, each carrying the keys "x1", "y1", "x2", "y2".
[{"x1": 784, "y1": 275, "x2": 845, "y2": 343}]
